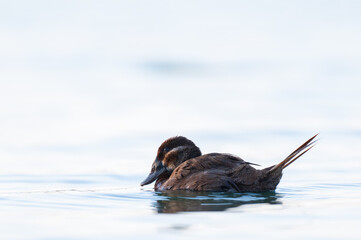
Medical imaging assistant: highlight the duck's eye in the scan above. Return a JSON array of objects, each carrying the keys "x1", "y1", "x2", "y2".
[{"x1": 163, "y1": 147, "x2": 169, "y2": 153}]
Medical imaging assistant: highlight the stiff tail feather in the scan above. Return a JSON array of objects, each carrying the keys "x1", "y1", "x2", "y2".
[{"x1": 270, "y1": 134, "x2": 318, "y2": 172}]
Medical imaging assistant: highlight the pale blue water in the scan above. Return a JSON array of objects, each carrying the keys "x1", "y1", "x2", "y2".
[{"x1": 1, "y1": 1, "x2": 361, "y2": 239}]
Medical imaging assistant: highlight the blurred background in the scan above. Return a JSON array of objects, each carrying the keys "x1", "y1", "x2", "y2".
[
  {"x1": 1, "y1": 0, "x2": 361, "y2": 176},
  {"x1": 1, "y1": 1, "x2": 361, "y2": 239}
]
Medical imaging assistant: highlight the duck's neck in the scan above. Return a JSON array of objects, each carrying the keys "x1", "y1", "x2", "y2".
[
  {"x1": 154, "y1": 171, "x2": 171, "y2": 190},
  {"x1": 177, "y1": 145, "x2": 202, "y2": 163}
]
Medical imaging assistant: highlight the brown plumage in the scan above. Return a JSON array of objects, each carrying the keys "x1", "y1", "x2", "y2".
[{"x1": 141, "y1": 134, "x2": 318, "y2": 192}]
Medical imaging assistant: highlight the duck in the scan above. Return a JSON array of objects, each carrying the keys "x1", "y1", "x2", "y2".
[{"x1": 141, "y1": 134, "x2": 317, "y2": 192}]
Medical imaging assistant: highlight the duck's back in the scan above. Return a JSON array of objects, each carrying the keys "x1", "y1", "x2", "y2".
[{"x1": 155, "y1": 153, "x2": 279, "y2": 192}]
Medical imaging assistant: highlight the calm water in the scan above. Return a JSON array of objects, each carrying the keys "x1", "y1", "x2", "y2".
[{"x1": 1, "y1": 1, "x2": 361, "y2": 239}]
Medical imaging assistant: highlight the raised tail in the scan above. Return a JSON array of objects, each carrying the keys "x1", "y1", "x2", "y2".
[{"x1": 270, "y1": 134, "x2": 318, "y2": 172}]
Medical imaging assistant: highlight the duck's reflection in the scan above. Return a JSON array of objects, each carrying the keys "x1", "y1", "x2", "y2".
[{"x1": 153, "y1": 191, "x2": 282, "y2": 213}]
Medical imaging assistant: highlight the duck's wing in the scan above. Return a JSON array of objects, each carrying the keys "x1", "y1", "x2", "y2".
[
  {"x1": 161, "y1": 169, "x2": 241, "y2": 192},
  {"x1": 158, "y1": 153, "x2": 252, "y2": 192},
  {"x1": 169, "y1": 153, "x2": 247, "y2": 181}
]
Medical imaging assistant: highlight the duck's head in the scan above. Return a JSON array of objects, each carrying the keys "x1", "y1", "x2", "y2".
[{"x1": 140, "y1": 136, "x2": 201, "y2": 186}]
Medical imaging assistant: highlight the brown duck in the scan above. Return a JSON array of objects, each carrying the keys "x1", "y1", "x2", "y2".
[{"x1": 141, "y1": 134, "x2": 317, "y2": 192}]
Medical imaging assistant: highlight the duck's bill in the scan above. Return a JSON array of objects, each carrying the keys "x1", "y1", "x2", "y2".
[{"x1": 140, "y1": 167, "x2": 166, "y2": 186}]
